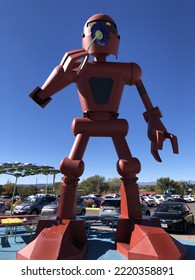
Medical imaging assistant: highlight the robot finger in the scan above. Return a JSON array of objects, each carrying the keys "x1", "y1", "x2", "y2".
[
  {"x1": 151, "y1": 145, "x2": 162, "y2": 162},
  {"x1": 156, "y1": 130, "x2": 164, "y2": 150},
  {"x1": 169, "y1": 134, "x2": 179, "y2": 154},
  {"x1": 164, "y1": 132, "x2": 179, "y2": 154}
]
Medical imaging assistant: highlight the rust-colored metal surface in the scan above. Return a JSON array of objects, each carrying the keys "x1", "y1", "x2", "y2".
[
  {"x1": 25, "y1": 13, "x2": 180, "y2": 260},
  {"x1": 17, "y1": 219, "x2": 87, "y2": 260},
  {"x1": 116, "y1": 218, "x2": 187, "y2": 260}
]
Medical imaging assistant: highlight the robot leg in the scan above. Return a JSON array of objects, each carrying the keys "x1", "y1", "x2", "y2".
[
  {"x1": 58, "y1": 132, "x2": 89, "y2": 220},
  {"x1": 112, "y1": 134, "x2": 142, "y2": 219},
  {"x1": 58, "y1": 157, "x2": 85, "y2": 220},
  {"x1": 116, "y1": 157, "x2": 142, "y2": 219}
]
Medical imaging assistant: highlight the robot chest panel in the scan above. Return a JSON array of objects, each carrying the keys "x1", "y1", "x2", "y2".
[
  {"x1": 89, "y1": 77, "x2": 113, "y2": 105},
  {"x1": 77, "y1": 66, "x2": 125, "y2": 111}
]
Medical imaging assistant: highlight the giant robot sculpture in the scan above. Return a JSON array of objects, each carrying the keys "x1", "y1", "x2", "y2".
[{"x1": 17, "y1": 14, "x2": 187, "y2": 260}]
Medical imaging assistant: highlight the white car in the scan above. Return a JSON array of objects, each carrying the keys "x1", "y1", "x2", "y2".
[
  {"x1": 183, "y1": 195, "x2": 195, "y2": 203},
  {"x1": 140, "y1": 195, "x2": 157, "y2": 206},
  {"x1": 171, "y1": 194, "x2": 181, "y2": 199},
  {"x1": 152, "y1": 195, "x2": 166, "y2": 204},
  {"x1": 102, "y1": 193, "x2": 121, "y2": 199}
]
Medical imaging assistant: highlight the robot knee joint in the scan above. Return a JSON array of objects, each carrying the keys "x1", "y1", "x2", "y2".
[
  {"x1": 117, "y1": 158, "x2": 141, "y2": 177},
  {"x1": 60, "y1": 157, "x2": 84, "y2": 178}
]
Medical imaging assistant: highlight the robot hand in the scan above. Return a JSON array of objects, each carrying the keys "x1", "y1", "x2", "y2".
[
  {"x1": 144, "y1": 108, "x2": 178, "y2": 162},
  {"x1": 29, "y1": 87, "x2": 52, "y2": 108},
  {"x1": 60, "y1": 49, "x2": 89, "y2": 75}
]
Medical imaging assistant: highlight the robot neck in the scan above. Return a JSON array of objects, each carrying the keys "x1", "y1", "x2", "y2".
[{"x1": 93, "y1": 54, "x2": 107, "y2": 62}]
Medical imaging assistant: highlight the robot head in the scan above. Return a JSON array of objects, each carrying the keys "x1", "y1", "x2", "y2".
[{"x1": 82, "y1": 14, "x2": 120, "y2": 58}]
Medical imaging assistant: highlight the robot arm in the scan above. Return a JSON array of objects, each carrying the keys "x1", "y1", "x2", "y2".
[
  {"x1": 29, "y1": 49, "x2": 89, "y2": 108},
  {"x1": 135, "y1": 79, "x2": 178, "y2": 162}
]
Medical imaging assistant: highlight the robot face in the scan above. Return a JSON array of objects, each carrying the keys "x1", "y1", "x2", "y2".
[
  {"x1": 85, "y1": 20, "x2": 117, "y2": 37},
  {"x1": 82, "y1": 14, "x2": 120, "y2": 57}
]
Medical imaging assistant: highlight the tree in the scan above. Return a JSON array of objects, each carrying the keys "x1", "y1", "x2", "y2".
[
  {"x1": 17, "y1": 185, "x2": 38, "y2": 199},
  {"x1": 156, "y1": 177, "x2": 175, "y2": 194},
  {"x1": 3, "y1": 180, "x2": 14, "y2": 196},
  {"x1": 107, "y1": 177, "x2": 120, "y2": 193},
  {"x1": 78, "y1": 175, "x2": 107, "y2": 194},
  {"x1": 144, "y1": 185, "x2": 156, "y2": 192}
]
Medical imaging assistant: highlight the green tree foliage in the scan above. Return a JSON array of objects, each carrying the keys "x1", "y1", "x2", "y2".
[
  {"x1": 156, "y1": 177, "x2": 176, "y2": 194},
  {"x1": 3, "y1": 180, "x2": 14, "y2": 196},
  {"x1": 144, "y1": 185, "x2": 156, "y2": 192},
  {"x1": 78, "y1": 175, "x2": 108, "y2": 195},
  {"x1": 1, "y1": 168, "x2": 195, "y2": 198},
  {"x1": 107, "y1": 177, "x2": 121, "y2": 193},
  {"x1": 17, "y1": 185, "x2": 38, "y2": 199}
]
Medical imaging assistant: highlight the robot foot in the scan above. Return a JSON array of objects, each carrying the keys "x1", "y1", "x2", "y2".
[
  {"x1": 16, "y1": 219, "x2": 87, "y2": 260},
  {"x1": 116, "y1": 218, "x2": 187, "y2": 260}
]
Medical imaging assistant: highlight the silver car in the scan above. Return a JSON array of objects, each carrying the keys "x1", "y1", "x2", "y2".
[
  {"x1": 14, "y1": 195, "x2": 56, "y2": 215},
  {"x1": 41, "y1": 197, "x2": 86, "y2": 216},
  {"x1": 99, "y1": 198, "x2": 150, "y2": 217}
]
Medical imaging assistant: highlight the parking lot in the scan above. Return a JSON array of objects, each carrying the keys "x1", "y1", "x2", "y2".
[
  {"x1": 86, "y1": 202, "x2": 195, "y2": 241},
  {"x1": 87, "y1": 201, "x2": 195, "y2": 217},
  {"x1": 0, "y1": 201, "x2": 194, "y2": 261}
]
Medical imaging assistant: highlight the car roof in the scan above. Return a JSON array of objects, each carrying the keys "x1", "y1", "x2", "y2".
[
  {"x1": 103, "y1": 198, "x2": 121, "y2": 201},
  {"x1": 159, "y1": 201, "x2": 185, "y2": 206}
]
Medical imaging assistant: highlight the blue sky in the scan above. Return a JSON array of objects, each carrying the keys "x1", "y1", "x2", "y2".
[{"x1": 0, "y1": 0, "x2": 195, "y2": 186}]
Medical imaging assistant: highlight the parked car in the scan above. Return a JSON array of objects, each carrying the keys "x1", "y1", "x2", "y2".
[
  {"x1": 41, "y1": 197, "x2": 86, "y2": 216},
  {"x1": 165, "y1": 195, "x2": 174, "y2": 201},
  {"x1": 0, "y1": 202, "x2": 6, "y2": 213},
  {"x1": 102, "y1": 193, "x2": 121, "y2": 199},
  {"x1": 14, "y1": 195, "x2": 56, "y2": 215},
  {"x1": 140, "y1": 195, "x2": 157, "y2": 206},
  {"x1": 99, "y1": 198, "x2": 150, "y2": 217},
  {"x1": 0, "y1": 195, "x2": 11, "y2": 201},
  {"x1": 99, "y1": 198, "x2": 121, "y2": 217},
  {"x1": 153, "y1": 201, "x2": 194, "y2": 233},
  {"x1": 165, "y1": 195, "x2": 185, "y2": 202},
  {"x1": 141, "y1": 204, "x2": 151, "y2": 216},
  {"x1": 152, "y1": 194, "x2": 166, "y2": 204},
  {"x1": 183, "y1": 195, "x2": 195, "y2": 203},
  {"x1": 172, "y1": 197, "x2": 186, "y2": 202}
]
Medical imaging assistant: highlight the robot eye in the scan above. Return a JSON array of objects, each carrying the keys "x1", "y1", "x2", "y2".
[
  {"x1": 106, "y1": 21, "x2": 117, "y2": 35},
  {"x1": 84, "y1": 21, "x2": 97, "y2": 36},
  {"x1": 87, "y1": 21, "x2": 97, "y2": 28}
]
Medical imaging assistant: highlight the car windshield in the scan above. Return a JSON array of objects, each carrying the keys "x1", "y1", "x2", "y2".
[
  {"x1": 50, "y1": 200, "x2": 58, "y2": 205},
  {"x1": 156, "y1": 204, "x2": 182, "y2": 214},
  {"x1": 77, "y1": 198, "x2": 83, "y2": 203},
  {"x1": 102, "y1": 200, "x2": 120, "y2": 207},
  {"x1": 25, "y1": 197, "x2": 42, "y2": 204}
]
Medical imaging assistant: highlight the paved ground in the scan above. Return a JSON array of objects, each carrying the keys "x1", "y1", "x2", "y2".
[
  {"x1": 170, "y1": 225, "x2": 195, "y2": 241},
  {"x1": 1, "y1": 226, "x2": 195, "y2": 260}
]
